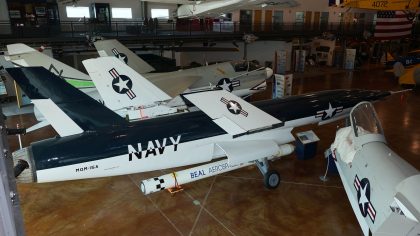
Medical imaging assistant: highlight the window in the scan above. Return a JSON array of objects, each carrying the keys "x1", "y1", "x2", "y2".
[
  {"x1": 66, "y1": 6, "x2": 90, "y2": 18},
  {"x1": 151, "y1": 9, "x2": 169, "y2": 19},
  {"x1": 111, "y1": 8, "x2": 132, "y2": 19},
  {"x1": 295, "y1": 12, "x2": 304, "y2": 23}
]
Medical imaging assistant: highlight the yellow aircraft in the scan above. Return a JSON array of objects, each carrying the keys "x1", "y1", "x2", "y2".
[
  {"x1": 337, "y1": 0, "x2": 420, "y2": 11},
  {"x1": 396, "y1": 65, "x2": 420, "y2": 86},
  {"x1": 386, "y1": 51, "x2": 420, "y2": 86}
]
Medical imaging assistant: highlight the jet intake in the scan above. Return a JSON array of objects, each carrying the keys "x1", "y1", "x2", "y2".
[{"x1": 12, "y1": 147, "x2": 36, "y2": 183}]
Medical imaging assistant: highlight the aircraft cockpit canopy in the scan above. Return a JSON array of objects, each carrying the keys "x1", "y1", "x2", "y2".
[
  {"x1": 231, "y1": 60, "x2": 261, "y2": 72},
  {"x1": 350, "y1": 102, "x2": 384, "y2": 138}
]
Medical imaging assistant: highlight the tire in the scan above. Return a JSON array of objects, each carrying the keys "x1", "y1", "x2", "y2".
[
  {"x1": 264, "y1": 170, "x2": 281, "y2": 189},
  {"x1": 393, "y1": 62, "x2": 405, "y2": 77}
]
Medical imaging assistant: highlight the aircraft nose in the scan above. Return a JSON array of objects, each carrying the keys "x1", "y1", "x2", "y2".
[{"x1": 266, "y1": 67, "x2": 273, "y2": 78}]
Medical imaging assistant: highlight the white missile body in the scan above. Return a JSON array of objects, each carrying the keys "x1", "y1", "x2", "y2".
[{"x1": 140, "y1": 144, "x2": 294, "y2": 195}]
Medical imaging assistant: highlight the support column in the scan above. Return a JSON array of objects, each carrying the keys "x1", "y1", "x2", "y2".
[
  {"x1": 0, "y1": 107, "x2": 25, "y2": 236},
  {"x1": 0, "y1": 0, "x2": 11, "y2": 34}
]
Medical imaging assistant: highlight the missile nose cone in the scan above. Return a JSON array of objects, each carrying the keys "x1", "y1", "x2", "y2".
[{"x1": 266, "y1": 68, "x2": 273, "y2": 78}]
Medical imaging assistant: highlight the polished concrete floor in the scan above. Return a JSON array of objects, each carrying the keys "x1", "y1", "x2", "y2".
[{"x1": 5, "y1": 64, "x2": 420, "y2": 236}]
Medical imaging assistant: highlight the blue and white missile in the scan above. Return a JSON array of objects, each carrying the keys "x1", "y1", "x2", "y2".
[{"x1": 140, "y1": 144, "x2": 295, "y2": 195}]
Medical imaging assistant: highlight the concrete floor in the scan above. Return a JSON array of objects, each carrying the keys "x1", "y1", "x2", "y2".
[{"x1": 5, "y1": 64, "x2": 420, "y2": 236}]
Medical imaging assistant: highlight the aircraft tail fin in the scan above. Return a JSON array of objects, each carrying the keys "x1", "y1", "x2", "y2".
[
  {"x1": 83, "y1": 57, "x2": 171, "y2": 111},
  {"x1": 6, "y1": 67, "x2": 127, "y2": 131},
  {"x1": 94, "y1": 39, "x2": 155, "y2": 74},
  {"x1": 386, "y1": 52, "x2": 395, "y2": 61},
  {"x1": 6, "y1": 44, "x2": 92, "y2": 90}
]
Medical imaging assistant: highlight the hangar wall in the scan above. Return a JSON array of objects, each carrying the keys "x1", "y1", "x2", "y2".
[
  {"x1": 250, "y1": 3, "x2": 375, "y2": 27},
  {"x1": 55, "y1": 0, "x2": 375, "y2": 25},
  {"x1": 0, "y1": 0, "x2": 11, "y2": 34},
  {"x1": 57, "y1": 0, "x2": 177, "y2": 21}
]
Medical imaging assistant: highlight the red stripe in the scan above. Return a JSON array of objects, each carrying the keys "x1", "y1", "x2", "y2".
[
  {"x1": 110, "y1": 69, "x2": 119, "y2": 79},
  {"x1": 354, "y1": 182, "x2": 359, "y2": 191},
  {"x1": 368, "y1": 204, "x2": 376, "y2": 216},
  {"x1": 368, "y1": 207, "x2": 376, "y2": 219},
  {"x1": 378, "y1": 11, "x2": 409, "y2": 18},
  {"x1": 376, "y1": 21, "x2": 412, "y2": 26},
  {"x1": 127, "y1": 90, "x2": 136, "y2": 99},
  {"x1": 355, "y1": 176, "x2": 360, "y2": 185},
  {"x1": 374, "y1": 34, "x2": 412, "y2": 40},
  {"x1": 375, "y1": 28, "x2": 412, "y2": 33},
  {"x1": 378, "y1": 15, "x2": 409, "y2": 19}
]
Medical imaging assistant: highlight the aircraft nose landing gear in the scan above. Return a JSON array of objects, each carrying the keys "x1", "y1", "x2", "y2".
[
  {"x1": 264, "y1": 170, "x2": 281, "y2": 189},
  {"x1": 255, "y1": 158, "x2": 281, "y2": 189}
]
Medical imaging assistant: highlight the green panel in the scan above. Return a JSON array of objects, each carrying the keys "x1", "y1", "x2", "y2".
[{"x1": 65, "y1": 79, "x2": 95, "y2": 88}]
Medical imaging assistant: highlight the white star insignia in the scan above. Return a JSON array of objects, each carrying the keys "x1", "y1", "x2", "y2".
[
  {"x1": 324, "y1": 103, "x2": 336, "y2": 119},
  {"x1": 228, "y1": 102, "x2": 240, "y2": 113},
  {"x1": 114, "y1": 77, "x2": 129, "y2": 92},
  {"x1": 119, "y1": 55, "x2": 127, "y2": 61},
  {"x1": 219, "y1": 80, "x2": 232, "y2": 91},
  {"x1": 358, "y1": 184, "x2": 370, "y2": 213}
]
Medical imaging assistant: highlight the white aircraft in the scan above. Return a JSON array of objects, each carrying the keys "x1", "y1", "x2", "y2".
[
  {"x1": 328, "y1": 102, "x2": 420, "y2": 236},
  {"x1": 94, "y1": 39, "x2": 272, "y2": 98},
  {"x1": 6, "y1": 43, "x2": 270, "y2": 131},
  {"x1": 146, "y1": 0, "x2": 299, "y2": 18},
  {"x1": 7, "y1": 66, "x2": 391, "y2": 193}
]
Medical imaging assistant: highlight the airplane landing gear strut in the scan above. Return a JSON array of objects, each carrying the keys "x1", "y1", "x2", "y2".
[{"x1": 255, "y1": 158, "x2": 281, "y2": 189}]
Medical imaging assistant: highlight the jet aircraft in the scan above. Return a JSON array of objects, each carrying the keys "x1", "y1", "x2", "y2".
[
  {"x1": 5, "y1": 43, "x2": 95, "y2": 92},
  {"x1": 7, "y1": 67, "x2": 392, "y2": 192},
  {"x1": 94, "y1": 39, "x2": 272, "y2": 98},
  {"x1": 174, "y1": 0, "x2": 300, "y2": 18},
  {"x1": 333, "y1": 0, "x2": 420, "y2": 10},
  {"x1": 327, "y1": 102, "x2": 420, "y2": 235},
  {"x1": 6, "y1": 44, "x2": 270, "y2": 131}
]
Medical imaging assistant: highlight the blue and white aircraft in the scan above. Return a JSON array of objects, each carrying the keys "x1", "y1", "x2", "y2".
[{"x1": 7, "y1": 66, "x2": 391, "y2": 192}]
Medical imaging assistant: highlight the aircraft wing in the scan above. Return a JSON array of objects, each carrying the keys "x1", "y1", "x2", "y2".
[
  {"x1": 183, "y1": 90, "x2": 283, "y2": 136},
  {"x1": 146, "y1": 73, "x2": 202, "y2": 97},
  {"x1": 399, "y1": 65, "x2": 420, "y2": 86},
  {"x1": 31, "y1": 99, "x2": 83, "y2": 137}
]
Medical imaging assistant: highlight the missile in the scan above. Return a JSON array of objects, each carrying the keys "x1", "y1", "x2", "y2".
[{"x1": 140, "y1": 144, "x2": 294, "y2": 195}]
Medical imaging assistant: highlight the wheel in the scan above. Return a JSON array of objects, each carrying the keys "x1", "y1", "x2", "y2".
[
  {"x1": 393, "y1": 62, "x2": 405, "y2": 77},
  {"x1": 264, "y1": 170, "x2": 281, "y2": 189}
]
